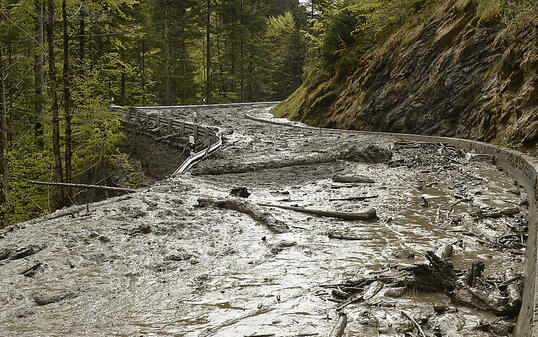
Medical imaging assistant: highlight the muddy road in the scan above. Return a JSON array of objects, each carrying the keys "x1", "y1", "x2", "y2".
[{"x1": 0, "y1": 106, "x2": 530, "y2": 336}]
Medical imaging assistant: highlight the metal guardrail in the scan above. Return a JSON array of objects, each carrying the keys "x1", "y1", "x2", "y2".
[
  {"x1": 125, "y1": 108, "x2": 220, "y2": 144},
  {"x1": 121, "y1": 107, "x2": 221, "y2": 175},
  {"x1": 113, "y1": 102, "x2": 280, "y2": 175}
]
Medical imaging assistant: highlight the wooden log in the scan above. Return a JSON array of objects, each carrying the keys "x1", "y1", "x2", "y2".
[
  {"x1": 329, "y1": 195, "x2": 378, "y2": 202},
  {"x1": 328, "y1": 231, "x2": 372, "y2": 241},
  {"x1": 197, "y1": 198, "x2": 289, "y2": 234},
  {"x1": 401, "y1": 311, "x2": 426, "y2": 337},
  {"x1": 258, "y1": 203, "x2": 377, "y2": 221},
  {"x1": 329, "y1": 313, "x2": 348, "y2": 337},
  {"x1": 332, "y1": 174, "x2": 375, "y2": 184},
  {"x1": 29, "y1": 181, "x2": 136, "y2": 193},
  {"x1": 505, "y1": 269, "x2": 521, "y2": 311}
]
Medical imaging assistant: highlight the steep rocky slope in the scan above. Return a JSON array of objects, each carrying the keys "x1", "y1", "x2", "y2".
[{"x1": 274, "y1": 0, "x2": 537, "y2": 150}]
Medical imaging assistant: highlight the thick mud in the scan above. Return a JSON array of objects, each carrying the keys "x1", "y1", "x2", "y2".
[{"x1": 0, "y1": 106, "x2": 529, "y2": 336}]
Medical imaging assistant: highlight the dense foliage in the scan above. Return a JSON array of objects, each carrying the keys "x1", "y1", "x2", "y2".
[
  {"x1": 0, "y1": 0, "x2": 310, "y2": 227},
  {"x1": 1, "y1": 0, "x2": 535, "y2": 226}
]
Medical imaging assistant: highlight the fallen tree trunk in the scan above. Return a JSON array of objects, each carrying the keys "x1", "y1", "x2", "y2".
[
  {"x1": 192, "y1": 144, "x2": 392, "y2": 176},
  {"x1": 192, "y1": 153, "x2": 340, "y2": 175},
  {"x1": 328, "y1": 231, "x2": 372, "y2": 241},
  {"x1": 332, "y1": 174, "x2": 375, "y2": 184},
  {"x1": 329, "y1": 195, "x2": 378, "y2": 202},
  {"x1": 197, "y1": 198, "x2": 289, "y2": 234},
  {"x1": 29, "y1": 181, "x2": 136, "y2": 193},
  {"x1": 258, "y1": 203, "x2": 377, "y2": 221}
]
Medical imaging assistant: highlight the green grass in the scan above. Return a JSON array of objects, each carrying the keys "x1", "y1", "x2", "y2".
[{"x1": 271, "y1": 84, "x2": 308, "y2": 119}]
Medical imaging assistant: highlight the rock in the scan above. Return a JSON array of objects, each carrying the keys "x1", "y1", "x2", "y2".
[
  {"x1": 342, "y1": 144, "x2": 392, "y2": 163},
  {"x1": 437, "y1": 243, "x2": 453, "y2": 259},
  {"x1": 0, "y1": 247, "x2": 12, "y2": 261},
  {"x1": 465, "y1": 153, "x2": 495, "y2": 164},
  {"x1": 436, "y1": 313, "x2": 465, "y2": 335},
  {"x1": 11, "y1": 245, "x2": 44, "y2": 260},
  {"x1": 433, "y1": 304, "x2": 449, "y2": 315},
  {"x1": 363, "y1": 281, "x2": 384, "y2": 300},
  {"x1": 385, "y1": 287, "x2": 406, "y2": 298},
  {"x1": 392, "y1": 248, "x2": 415, "y2": 259},
  {"x1": 98, "y1": 236, "x2": 111, "y2": 243},
  {"x1": 230, "y1": 187, "x2": 251, "y2": 198},
  {"x1": 32, "y1": 290, "x2": 77, "y2": 306},
  {"x1": 332, "y1": 174, "x2": 375, "y2": 184},
  {"x1": 88, "y1": 232, "x2": 99, "y2": 239},
  {"x1": 332, "y1": 289, "x2": 349, "y2": 299},
  {"x1": 137, "y1": 224, "x2": 152, "y2": 235},
  {"x1": 489, "y1": 320, "x2": 514, "y2": 335},
  {"x1": 165, "y1": 249, "x2": 194, "y2": 261},
  {"x1": 270, "y1": 240, "x2": 297, "y2": 254}
]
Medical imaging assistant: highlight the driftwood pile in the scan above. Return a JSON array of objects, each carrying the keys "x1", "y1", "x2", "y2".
[{"x1": 322, "y1": 250, "x2": 522, "y2": 317}]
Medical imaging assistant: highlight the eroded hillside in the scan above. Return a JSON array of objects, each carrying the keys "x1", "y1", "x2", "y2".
[{"x1": 274, "y1": 0, "x2": 537, "y2": 150}]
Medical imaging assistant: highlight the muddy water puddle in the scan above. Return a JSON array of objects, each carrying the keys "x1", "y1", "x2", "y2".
[{"x1": 0, "y1": 107, "x2": 529, "y2": 336}]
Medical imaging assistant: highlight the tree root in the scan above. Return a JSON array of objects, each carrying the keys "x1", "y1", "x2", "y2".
[{"x1": 322, "y1": 251, "x2": 522, "y2": 317}]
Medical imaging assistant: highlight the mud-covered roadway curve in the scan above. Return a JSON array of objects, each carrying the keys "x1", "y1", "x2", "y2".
[{"x1": 0, "y1": 105, "x2": 529, "y2": 337}]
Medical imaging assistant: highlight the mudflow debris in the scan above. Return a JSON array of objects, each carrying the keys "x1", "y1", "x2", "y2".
[{"x1": 0, "y1": 106, "x2": 529, "y2": 336}]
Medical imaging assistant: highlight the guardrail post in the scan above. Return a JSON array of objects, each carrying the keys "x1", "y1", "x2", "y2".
[
  {"x1": 156, "y1": 115, "x2": 161, "y2": 128},
  {"x1": 204, "y1": 127, "x2": 209, "y2": 138},
  {"x1": 180, "y1": 122, "x2": 185, "y2": 137},
  {"x1": 135, "y1": 110, "x2": 140, "y2": 123},
  {"x1": 145, "y1": 113, "x2": 150, "y2": 125},
  {"x1": 167, "y1": 119, "x2": 172, "y2": 133},
  {"x1": 194, "y1": 125, "x2": 198, "y2": 140}
]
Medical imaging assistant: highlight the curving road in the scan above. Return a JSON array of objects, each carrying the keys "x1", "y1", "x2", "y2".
[{"x1": 0, "y1": 105, "x2": 530, "y2": 336}]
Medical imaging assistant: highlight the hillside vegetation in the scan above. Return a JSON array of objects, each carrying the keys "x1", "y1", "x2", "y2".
[
  {"x1": 273, "y1": 0, "x2": 537, "y2": 151},
  {"x1": 0, "y1": 0, "x2": 309, "y2": 227}
]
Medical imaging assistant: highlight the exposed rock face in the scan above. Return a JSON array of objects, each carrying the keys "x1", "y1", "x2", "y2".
[{"x1": 277, "y1": 0, "x2": 537, "y2": 148}]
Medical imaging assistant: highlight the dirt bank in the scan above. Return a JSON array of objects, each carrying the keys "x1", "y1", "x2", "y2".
[{"x1": 273, "y1": 0, "x2": 537, "y2": 151}]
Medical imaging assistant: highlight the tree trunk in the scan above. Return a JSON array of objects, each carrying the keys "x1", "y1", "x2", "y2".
[
  {"x1": 206, "y1": 0, "x2": 211, "y2": 103},
  {"x1": 240, "y1": 0, "x2": 244, "y2": 102},
  {"x1": 6, "y1": 42, "x2": 12, "y2": 146},
  {"x1": 34, "y1": 1, "x2": 45, "y2": 145},
  {"x1": 180, "y1": 25, "x2": 186, "y2": 102},
  {"x1": 47, "y1": 0, "x2": 65, "y2": 208},
  {"x1": 141, "y1": 39, "x2": 146, "y2": 105},
  {"x1": 0, "y1": 48, "x2": 8, "y2": 210},
  {"x1": 164, "y1": 1, "x2": 171, "y2": 105},
  {"x1": 62, "y1": 0, "x2": 73, "y2": 204},
  {"x1": 120, "y1": 71, "x2": 126, "y2": 105},
  {"x1": 78, "y1": 0, "x2": 85, "y2": 71}
]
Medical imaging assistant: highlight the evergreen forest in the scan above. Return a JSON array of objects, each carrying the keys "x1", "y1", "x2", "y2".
[{"x1": 0, "y1": 0, "x2": 535, "y2": 227}]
